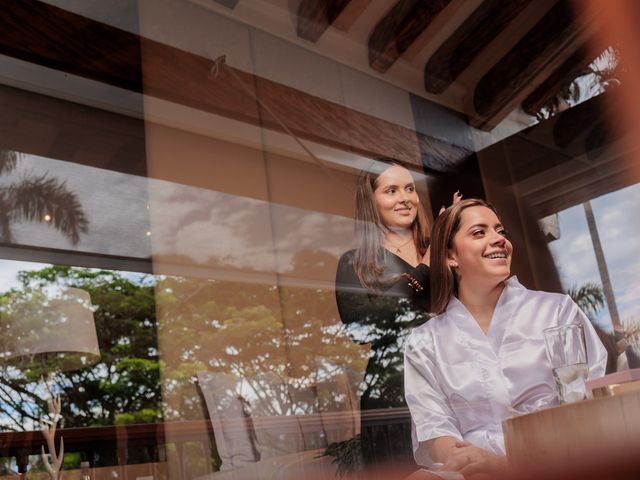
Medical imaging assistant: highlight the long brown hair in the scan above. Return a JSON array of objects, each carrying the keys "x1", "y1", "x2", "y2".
[
  {"x1": 353, "y1": 159, "x2": 430, "y2": 289},
  {"x1": 430, "y1": 198, "x2": 502, "y2": 314}
]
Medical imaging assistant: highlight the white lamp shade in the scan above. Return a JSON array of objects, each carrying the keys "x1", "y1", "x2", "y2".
[{"x1": 1, "y1": 287, "x2": 100, "y2": 371}]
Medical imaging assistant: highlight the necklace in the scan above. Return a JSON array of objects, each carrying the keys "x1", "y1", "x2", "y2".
[{"x1": 385, "y1": 236, "x2": 413, "y2": 254}]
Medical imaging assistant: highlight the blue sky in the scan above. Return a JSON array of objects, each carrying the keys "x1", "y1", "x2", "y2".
[{"x1": 548, "y1": 183, "x2": 640, "y2": 331}]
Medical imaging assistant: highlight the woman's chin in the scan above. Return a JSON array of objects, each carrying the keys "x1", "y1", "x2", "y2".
[{"x1": 390, "y1": 218, "x2": 415, "y2": 230}]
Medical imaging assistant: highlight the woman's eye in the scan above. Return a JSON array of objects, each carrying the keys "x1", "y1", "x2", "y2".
[
  {"x1": 472, "y1": 230, "x2": 484, "y2": 236},
  {"x1": 386, "y1": 188, "x2": 396, "y2": 194},
  {"x1": 406, "y1": 186, "x2": 415, "y2": 192},
  {"x1": 498, "y1": 229, "x2": 508, "y2": 237}
]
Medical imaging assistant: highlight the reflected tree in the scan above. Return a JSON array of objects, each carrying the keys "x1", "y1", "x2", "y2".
[
  {"x1": 0, "y1": 250, "x2": 368, "y2": 434},
  {"x1": 0, "y1": 151, "x2": 88, "y2": 245},
  {"x1": 0, "y1": 266, "x2": 160, "y2": 431},
  {"x1": 157, "y1": 254, "x2": 366, "y2": 422},
  {"x1": 533, "y1": 47, "x2": 622, "y2": 121}
]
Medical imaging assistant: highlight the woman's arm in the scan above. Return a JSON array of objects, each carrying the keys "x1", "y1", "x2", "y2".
[
  {"x1": 421, "y1": 437, "x2": 509, "y2": 477},
  {"x1": 404, "y1": 331, "x2": 463, "y2": 466},
  {"x1": 422, "y1": 191, "x2": 463, "y2": 267},
  {"x1": 425, "y1": 436, "x2": 459, "y2": 463}
]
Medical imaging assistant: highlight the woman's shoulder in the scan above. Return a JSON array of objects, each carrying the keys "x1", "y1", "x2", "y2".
[
  {"x1": 407, "y1": 312, "x2": 446, "y2": 347},
  {"x1": 335, "y1": 249, "x2": 361, "y2": 288},
  {"x1": 337, "y1": 249, "x2": 357, "y2": 266},
  {"x1": 511, "y1": 277, "x2": 571, "y2": 306}
]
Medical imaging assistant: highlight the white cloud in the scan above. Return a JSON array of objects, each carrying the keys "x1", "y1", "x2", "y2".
[
  {"x1": 146, "y1": 179, "x2": 355, "y2": 274},
  {"x1": 548, "y1": 183, "x2": 640, "y2": 328}
]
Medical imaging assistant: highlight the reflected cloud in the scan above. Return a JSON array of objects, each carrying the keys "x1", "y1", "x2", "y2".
[
  {"x1": 548, "y1": 183, "x2": 640, "y2": 328},
  {"x1": 149, "y1": 178, "x2": 354, "y2": 275}
]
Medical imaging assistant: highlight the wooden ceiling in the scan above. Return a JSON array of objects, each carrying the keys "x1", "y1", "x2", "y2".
[
  {"x1": 205, "y1": 0, "x2": 608, "y2": 131},
  {"x1": 0, "y1": 0, "x2": 475, "y2": 172},
  {"x1": 0, "y1": 0, "x2": 611, "y2": 174}
]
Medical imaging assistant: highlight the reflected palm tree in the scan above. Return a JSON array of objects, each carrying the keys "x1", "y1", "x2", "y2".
[
  {"x1": 0, "y1": 151, "x2": 88, "y2": 245},
  {"x1": 567, "y1": 281, "x2": 604, "y2": 320}
]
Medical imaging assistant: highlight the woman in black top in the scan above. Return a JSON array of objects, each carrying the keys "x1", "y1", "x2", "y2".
[{"x1": 334, "y1": 159, "x2": 458, "y2": 467}]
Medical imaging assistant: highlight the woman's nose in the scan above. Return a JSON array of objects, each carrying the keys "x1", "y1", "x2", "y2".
[{"x1": 490, "y1": 232, "x2": 506, "y2": 245}]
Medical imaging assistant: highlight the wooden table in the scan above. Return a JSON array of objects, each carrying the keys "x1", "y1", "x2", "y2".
[{"x1": 503, "y1": 390, "x2": 640, "y2": 479}]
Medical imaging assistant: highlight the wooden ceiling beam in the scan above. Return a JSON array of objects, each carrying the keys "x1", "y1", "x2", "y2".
[
  {"x1": 472, "y1": 1, "x2": 585, "y2": 130},
  {"x1": 296, "y1": 0, "x2": 352, "y2": 42},
  {"x1": 368, "y1": 0, "x2": 451, "y2": 74},
  {"x1": 332, "y1": 0, "x2": 373, "y2": 32},
  {"x1": 521, "y1": 46, "x2": 593, "y2": 117},
  {"x1": 424, "y1": 0, "x2": 532, "y2": 95},
  {"x1": 521, "y1": 33, "x2": 609, "y2": 118},
  {"x1": 0, "y1": 0, "x2": 143, "y2": 93},
  {"x1": 550, "y1": 90, "x2": 619, "y2": 148},
  {"x1": 0, "y1": 83, "x2": 147, "y2": 177},
  {"x1": 525, "y1": 154, "x2": 639, "y2": 217}
]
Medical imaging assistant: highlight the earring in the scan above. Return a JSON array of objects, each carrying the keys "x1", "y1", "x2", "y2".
[{"x1": 450, "y1": 262, "x2": 458, "y2": 268}]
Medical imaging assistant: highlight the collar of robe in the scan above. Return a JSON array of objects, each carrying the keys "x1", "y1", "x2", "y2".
[{"x1": 446, "y1": 276, "x2": 525, "y2": 356}]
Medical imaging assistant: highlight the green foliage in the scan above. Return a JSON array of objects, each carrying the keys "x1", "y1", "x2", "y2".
[
  {"x1": 139, "y1": 249, "x2": 364, "y2": 423},
  {"x1": 0, "y1": 265, "x2": 161, "y2": 430},
  {"x1": 115, "y1": 408, "x2": 161, "y2": 425},
  {"x1": 62, "y1": 452, "x2": 81, "y2": 469},
  {"x1": 0, "y1": 250, "x2": 367, "y2": 432}
]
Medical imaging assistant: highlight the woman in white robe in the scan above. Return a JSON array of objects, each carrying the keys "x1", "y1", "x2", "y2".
[{"x1": 404, "y1": 199, "x2": 607, "y2": 479}]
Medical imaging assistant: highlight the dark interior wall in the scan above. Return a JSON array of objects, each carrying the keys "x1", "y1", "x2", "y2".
[
  {"x1": 409, "y1": 93, "x2": 486, "y2": 217},
  {"x1": 476, "y1": 141, "x2": 563, "y2": 292}
]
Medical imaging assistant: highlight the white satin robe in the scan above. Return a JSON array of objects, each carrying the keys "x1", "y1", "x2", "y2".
[{"x1": 404, "y1": 277, "x2": 607, "y2": 466}]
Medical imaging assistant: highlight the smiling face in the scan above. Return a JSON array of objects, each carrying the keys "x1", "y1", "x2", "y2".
[
  {"x1": 449, "y1": 206, "x2": 513, "y2": 288},
  {"x1": 372, "y1": 165, "x2": 419, "y2": 230}
]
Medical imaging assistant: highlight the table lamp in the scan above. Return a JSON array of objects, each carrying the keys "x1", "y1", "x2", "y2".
[{"x1": 1, "y1": 287, "x2": 100, "y2": 480}]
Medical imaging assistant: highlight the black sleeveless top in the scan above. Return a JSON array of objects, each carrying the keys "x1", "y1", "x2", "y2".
[
  {"x1": 335, "y1": 249, "x2": 431, "y2": 410},
  {"x1": 334, "y1": 249, "x2": 431, "y2": 466}
]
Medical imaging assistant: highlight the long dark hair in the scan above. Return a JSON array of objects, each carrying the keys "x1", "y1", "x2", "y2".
[
  {"x1": 353, "y1": 159, "x2": 430, "y2": 289},
  {"x1": 430, "y1": 198, "x2": 502, "y2": 314}
]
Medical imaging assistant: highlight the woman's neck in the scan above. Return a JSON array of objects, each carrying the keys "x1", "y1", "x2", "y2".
[
  {"x1": 382, "y1": 226, "x2": 419, "y2": 266},
  {"x1": 384, "y1": 226, "x2": 412, "y2": 239},
  {"x1": 458, "y1": 279, "x2": 506, "y2": 333}
]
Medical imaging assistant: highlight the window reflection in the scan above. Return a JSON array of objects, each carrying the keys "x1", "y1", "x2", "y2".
[
  {"x1": 0, "y1": 152, "x2": 150, "y2": 258},
  {"x1": 548, "y1": 184, "x2": 640, "y2": 369},
  {"x1": 0, "y1": 261, "x2": 159, "y2": 432},
  {"x1": 0, "y1": 0, "x2": 639, "y2": 477}
]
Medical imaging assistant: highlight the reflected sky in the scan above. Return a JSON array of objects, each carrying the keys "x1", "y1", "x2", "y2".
[
  {"x1": 0, "y1": 154, "x2": 152, "y2": 257},
  {"x1": 548, "y1": 183, "x2": 640, "y2": 330},
  {"x1": 0, "y1": 153, "x2": 354, "y2": 277}
]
